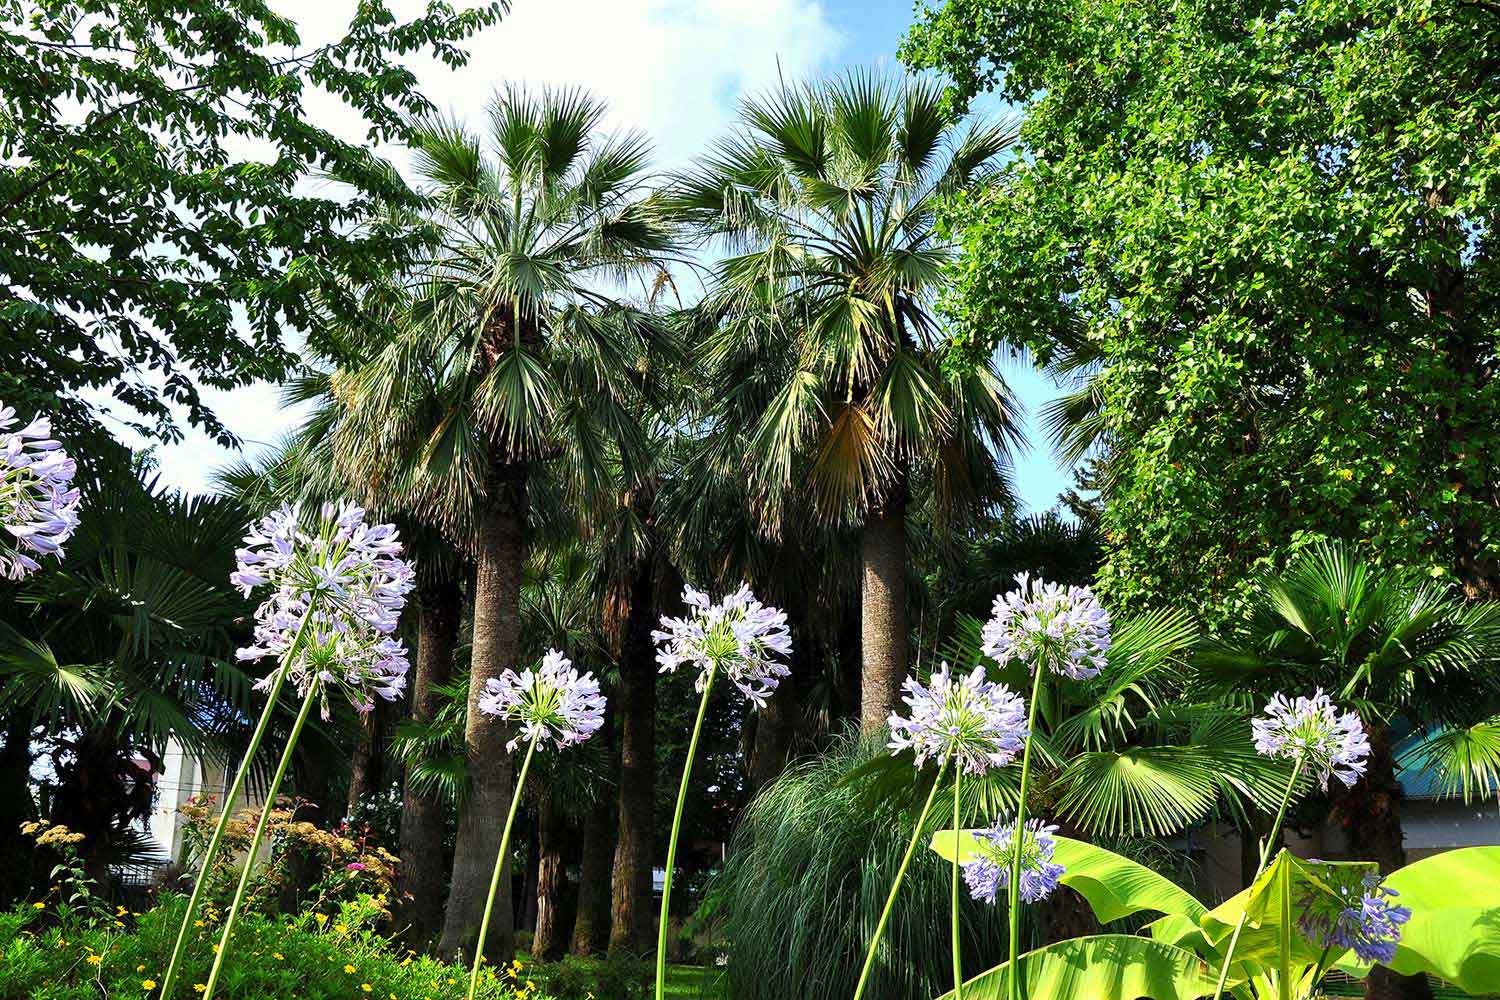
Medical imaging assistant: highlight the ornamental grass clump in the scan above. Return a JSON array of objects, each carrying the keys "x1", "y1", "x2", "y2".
[
  {"x1": 160, "y1": 502, "x2": 415, "y2": 1000},
  {"x1": 853, "y1": 662, "x2": 1027, "y2": 1000},
  {"x1": 1210, "y1": 689, "x2": 1373, "y2": 1000},
  {"x1": 653, "y1": 584, "x2": 791, "y2": 1000},
  {"x1": 977, "y1": 573, "x2": 1111, "y2": 1000},
  {"x1": 0, "y1": 401, "x2": 79, "y2": 580},
  {"x1": 466, "y1": 648, "x2": 605, "y2": 1000}
]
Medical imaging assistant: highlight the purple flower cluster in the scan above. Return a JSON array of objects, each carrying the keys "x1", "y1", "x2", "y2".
[
  {"x1": 0, "y1": 403, "x2": 80, "y2": 580},
  {"x1": 478, "y1": 648, "x2": 607, "y2": 752},
  {"x1": 653, "y1": 584, "x2": 793, "y2": 707},
  {"x1": 233, "y1": 503, "x2": 416, "y2": 716},
  {"x1": 1252, "y1": 690, "x2": 1371, "y2": 789},
  {"x1": 962, "y1": 819, "x2": 1067, "y2": 904},
  {"x1": 887, "y1": 662, "x2": 1028, "y2": 774},
  {"x1": 1298, "y1": 870, "x2": 1411, "y2": 965},
  {"x1": 980, "y1": 573, "x2": 1111, "y2": 680}
]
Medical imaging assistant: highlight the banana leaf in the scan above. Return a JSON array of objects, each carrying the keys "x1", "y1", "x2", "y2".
[
  {"x1": 929, "y1": 830, "x2": 1207, "y2": 924},
  {"x1": 932, "y1": 933, "x2": 1224, "y2": 1000},
  {"x1": 1334, "y1": 846, "x2": 1500, "y2": 995}
]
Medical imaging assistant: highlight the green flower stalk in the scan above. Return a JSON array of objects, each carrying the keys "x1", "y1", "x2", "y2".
[
  {"x1": 465, "y1": 650, "x2": 605, "y2": 1000},
  {"x1": 652, "y1": 585, "x2": 791, "y2": 1000},
  {"x1": 163, "y1": 503, "x2": 415, "y2": 1000},
  {"x1": 1210, "y1": 690, "x2": 1372, "y2": 1000},
  {"x1": 855, "y1": 662, "x2": 1027, "y2": 1000},
  {"x1": 979, "y1": 574, "x2": 1111, "y2": 1000}
]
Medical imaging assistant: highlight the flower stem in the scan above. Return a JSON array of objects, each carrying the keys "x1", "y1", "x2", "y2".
[
  {"x1": 952, "y1": 762, "x2": 963, "y2": 1000},
  {"x1": 852, "y1": 753, "x2": 951, "y2": 1000},
  {"x1": 1209, "y1": 755, "x2": 1306, "y2": 1000},
  {"x1": 159, "y1": 615, "x2": 311, "y2": 1000},
  {"x1": 466, "y1": 733, "x2": 539, "y2": 1000},
  {"x1": 656, "y1": 663, "x2": 718, "y2": 1000},
  {"x1": 201, "y1": 676, "x2": 322, "y2": 1000},
  {"x1": 1007, "y1": 664, "x2": 1047, "y2": 1000}
]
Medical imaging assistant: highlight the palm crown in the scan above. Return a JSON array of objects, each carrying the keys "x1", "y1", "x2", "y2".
[{"x1": 670, "y1": 72, "x2": 1022, "y2": 528}]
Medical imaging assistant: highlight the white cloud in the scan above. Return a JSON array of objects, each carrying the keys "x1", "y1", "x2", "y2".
[{"x1": 136, "y1": 0, "x2": 846, "y2": 494}]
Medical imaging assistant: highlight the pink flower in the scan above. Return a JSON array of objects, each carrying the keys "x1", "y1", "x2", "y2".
[{"x1": 345, "y1": 862, "x2": 367, "y2": 872}]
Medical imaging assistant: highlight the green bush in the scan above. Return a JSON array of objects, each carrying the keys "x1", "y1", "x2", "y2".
[{"x1": 0, "y1": 896, "x2": 545, "y2": 1000}]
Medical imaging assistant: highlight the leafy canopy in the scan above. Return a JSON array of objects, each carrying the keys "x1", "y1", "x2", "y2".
[{"x1": 0, "y1": 0, "x2": 502, "y2": 442}]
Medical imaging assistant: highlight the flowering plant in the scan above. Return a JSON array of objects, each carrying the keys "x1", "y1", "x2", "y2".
[
  {"x1": 0, "y1": 402, "x2": 79, "y2": 580},
  {"x1": 980, "y1": 572, "x2": 1111, "y2": 680},
  {"x1": 886, "y1": 662, "x2": 1027, "y2": 774},
  {"x1": 962, "y1": 819, "x2": 1066, "y2": 905},
  {"x1": 653, "y1": 584, "x2": 791, "y2": 1000},
  {"x1": 1252, "y1": 689, "x2": 1371, "y2": 790},
  {"x1": 1297, "y1": 869, "x2": 1411, "y2": 965}
]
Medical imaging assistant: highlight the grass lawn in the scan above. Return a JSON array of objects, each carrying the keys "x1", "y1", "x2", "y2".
[{"x1": 514, "y1": 954, "x2": 726, "y2": 999}]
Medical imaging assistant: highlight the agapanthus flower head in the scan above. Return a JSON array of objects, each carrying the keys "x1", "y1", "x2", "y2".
[
  {"x1": 0, "y1": 402, "x2": 80, "y2": 580},
  {"x1": 234, "y1": 503, "x2": 416, "y2": 717},
  {"x1": 477, "y1": 648, "x2": 607, "y2": 752},
  {"x1": 962, "y1": 818, "x2": 1066, "y2": 904},
  {"x1": 1297, "y1": 868, "x2": 1411, "y2": 965},
  {"x1": 652, "y1": 584, "x2": 792, "y2": 707},
  {"x1": 981, "y1": 573, "x2": 1111, "y2": 680},
  {"x1": 1252, "y1": 689, "x2": 1370, "y2": 789},
  {"x1": 887, "y1": 662, "x2": 1028, "y2": 774}
]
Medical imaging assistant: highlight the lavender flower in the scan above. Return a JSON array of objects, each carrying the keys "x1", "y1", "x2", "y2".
[
  {"x1": 1297, "y1": 869, "x2": 1411, "y2": 965},
  {"x1": 0, "y1": 403, "x2": 80, "y2": 580},
  {"x1": 1252, "y1": 690, "x2": 1371, "y2": 789},
  {"x1": 981, "y1": 573, "x2": 1111, "y2": 680},
  {"x1": 233, "y1": 503, "x2": 416, "y2": 717},
  {"x1": 478, "y1": 648, "x2": 607, "y2": 751},
  {"x1": 652, "y1": 584, "x2": 792, "y2": 707},
  {"x1": 962, "y1": 819, "x2": 1066, "y2": 904},
  {"x1": 887, "y1": 662, "x2": 1028, "y2": 774}
]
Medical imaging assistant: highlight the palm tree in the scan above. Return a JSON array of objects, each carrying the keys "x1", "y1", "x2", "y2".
[
  {"x1": 1199, "y1": 540, "x2": 1500, "y2": 999},
  {"x1": 669, "y1": 72, "x2": 1022, "y2": 730},
  {"x1": 336, "y1": 85, "x2": 675, "y2": 961}
]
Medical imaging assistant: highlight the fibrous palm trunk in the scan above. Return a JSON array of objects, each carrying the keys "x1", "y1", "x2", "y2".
[
  {"x1": 609, "y1": 558, "x2": 657, "y2": 953},
  {"x1": 438, "y1": 462, "x2": 527, "y2": 961},
  {"x1": 346, "y1": 702, "x2": 386, "y2": 816},
  {"x1": 571, "y1": 708, "x2": 616, "y2": 956},
  {"x1": 396, "y1": 574, "x2": 461, "y2": 942},
  {"x1": 533, "y1": 793, "x2": 570, "y2": 960},
  {"x1": 860, "y1": 497, "x2": 908, "y2": 731}
]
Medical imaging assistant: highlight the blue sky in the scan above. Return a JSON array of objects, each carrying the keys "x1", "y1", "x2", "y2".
[{"x1": 131, "y1": 0, "x2": 1072, "y2": 514}]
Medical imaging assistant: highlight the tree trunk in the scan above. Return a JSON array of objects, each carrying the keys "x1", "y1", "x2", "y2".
[
  {"x1": 0, "y1": 713, "x2": 38, "y2": 907},
  {"x1": 748, "y1": 676, "x2": 797, "y2": 792},
  {"x1": 860, "y1": 499, "x2": 908, "y2": 731},
  {"x1": 396, "y1": 573, "x2": 461, "y2": 943},
  {"x1": 609, "y1": 558, "x2": 658, "y2": 954},
  {"x1": 522, "y1": 812, "x2": 540, "y2": 933},
  {"x1": 571, "y1": 708, "x2": 616, "y2": 956},
  {"x1": 346, "y1": 702, "x2": 386, "y2": 817},
  {"x1": 533, "y1": 793, "x2": 570, "y2": 960},
  {"x1": 439, "y1": 463, "x2": 527, "y2": 962},
  {"x1": 1331, "y1": 725, "x2": 1431, "y2": 1000}
]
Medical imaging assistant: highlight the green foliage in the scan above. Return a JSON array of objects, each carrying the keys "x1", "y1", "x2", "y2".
[
  {"x1": 711, "y1": 732, "x2": 1011, "y2": 1000},
  {"x1": 0, "y1": 896, "x2": 537, "y2": 1000},
  {"x1": 932, "y1": 934, "x2": 1220, "y2": 1000},
  {"x1": 0, "y1": 0, "x2": 502, "y2": 442},
  {"x1": 903, "y1": 0, "x2": 1500, "y2": 620}
]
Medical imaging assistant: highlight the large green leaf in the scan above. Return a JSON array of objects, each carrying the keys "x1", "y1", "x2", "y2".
[
  {"x1": 934, "y1": 934, "x2": 1222, "y2": 1000},
  {"x1": 1338, "y1": 846, "x2": 1500, "y2": 994},
  {"x1": 1202, "y1": 851, "x2": 1377, "y2": 970},
  {"x1": 929, "y1": 831, "x2": 1206, "y2": 924}
]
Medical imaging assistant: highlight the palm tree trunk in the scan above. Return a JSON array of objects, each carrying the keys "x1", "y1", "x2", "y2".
[
  {"x1": 522, "y1": 812, "x2": 541, "y2": 932},
  {"x1": 533, "y1": 793, "x2": 570, "y2": 960},
  {"x1": 396, "y1": 573, "x2": 461, "y2": 943},
  {"x1": 346, "y1": 702, "x2": 386, "y2": 816},
  {"x1": 609, "y1": 558, "x2": 657, "y2": 954},
  {"x1": 571, "y1": 709, "x2": 616, "y2": 956},
  {"x1": 748, "y1": 677, "x2": 797, "y2": 792},
  {"x1": 0, "y1": 713, "x2": 37, "y2": 907},
  {"x1": 439, "y1": 463, "x2": 527, "y2": 961},
  {"x1": 860, "y1": 498, "x2": 908, "y2": 731},
  {"x1": 1331, "y1": 724, "x2": 1431, "y2": 1000}
]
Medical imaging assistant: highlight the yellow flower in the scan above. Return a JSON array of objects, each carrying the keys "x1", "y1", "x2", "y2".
[
  {"x1": 32, "y1": 902, "x2": 44, "y2": 909},
  {"x1": 142, "y1": 981, "x2": 157, "y2": 991},
  {"x1": 360, "y1": 985, "x2": 372, "y2": 993},
  {"x1": 273, "y1": 953, "x2": 284, "y2": 961},
  {"x1": 315, "y1": 913, "x2": 328, "y2": 923},
  {"x1": 86, "y1": 954, "x2": 102, "y2": 966},
  {"x1": 194, "y1": 986, "x2": 206, "y2": 994},
  {"x1": 344, "y1": 964, "x2": 356, "y2": 974},
  {"x1": 117, "y1": 905, "x2": 128, "y2": 916},
  {"x1": 194, "y1": 920, "x2": 205, "y2": 927},
  {"x1": 137, "y1": 965, "x2": 146, "y2": 973}
]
